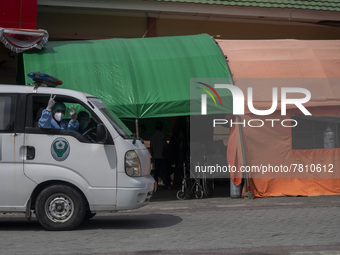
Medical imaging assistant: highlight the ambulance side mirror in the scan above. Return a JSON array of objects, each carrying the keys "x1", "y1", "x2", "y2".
[{"x1": 97, "y1": 123, "x2": 108, "y2": 143}]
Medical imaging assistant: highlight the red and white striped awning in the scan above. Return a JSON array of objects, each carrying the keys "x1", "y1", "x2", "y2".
[{"x1": 0, "y1": 27, "x2": 48, "y2": 53}]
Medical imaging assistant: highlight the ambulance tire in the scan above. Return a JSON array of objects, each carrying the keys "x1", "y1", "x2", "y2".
[{"x1": 35, "y1": 185, "x2": 86, "y2": 231}]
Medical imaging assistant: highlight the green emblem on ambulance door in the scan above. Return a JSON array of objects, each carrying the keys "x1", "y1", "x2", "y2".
[{"x1": 51, "y1": 138, "x2": 70, "y2": 161}]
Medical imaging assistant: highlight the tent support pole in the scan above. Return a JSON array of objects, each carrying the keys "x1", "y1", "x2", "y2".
[
  {"x1": 237, "y1": 115, "x2": 253, "y2": 199},
  {"x1": 135, "y1": 118, "x2": 139, "y2": 139}
]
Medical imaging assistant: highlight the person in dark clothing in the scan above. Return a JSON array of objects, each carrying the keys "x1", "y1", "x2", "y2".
[{"x1": 150, "y1": 121, "x2": 172, "y2": 190}]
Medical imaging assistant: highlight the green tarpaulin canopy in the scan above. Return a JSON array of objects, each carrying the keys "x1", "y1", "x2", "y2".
[{"x1": 23, "y1": 34, "x2": 232, "y2": 118}]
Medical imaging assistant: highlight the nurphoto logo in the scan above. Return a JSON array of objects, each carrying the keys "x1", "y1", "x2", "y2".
[
  {"x1": 201, "y1": 84, "x2": 311, "y2": 116},
  {"x1": 197, "y1": 82, "x2": 312, "y2": 128}
]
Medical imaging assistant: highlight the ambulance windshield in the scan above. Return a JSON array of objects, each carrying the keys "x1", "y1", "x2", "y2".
[{"x1": 88, "y1": 98, "x2": 132, "y2": 138}]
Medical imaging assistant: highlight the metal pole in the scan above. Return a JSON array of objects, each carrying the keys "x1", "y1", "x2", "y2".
[
  {"x1": 236, "y1": 115, "x2": 253, "y2": 198},
  {"x1": 135, "y1": 118, "x2": 139, "y2": 139}
]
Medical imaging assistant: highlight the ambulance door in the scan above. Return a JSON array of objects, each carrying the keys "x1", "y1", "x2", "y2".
[
  {"x1": 23, "y1": 94, "x2": 117, "y2": 210},
  {"x1": 0, "y1": 94, "x2": 35, "y2": 211}
]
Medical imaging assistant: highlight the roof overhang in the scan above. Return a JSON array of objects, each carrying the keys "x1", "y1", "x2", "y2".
[{"x1": 37, "y1": 0, "x2": 340, "y2": 25}]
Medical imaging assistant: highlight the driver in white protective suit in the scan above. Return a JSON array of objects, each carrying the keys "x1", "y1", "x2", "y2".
[{"x1": 38, "y1": 94, "x2": 79, "y2": 130}]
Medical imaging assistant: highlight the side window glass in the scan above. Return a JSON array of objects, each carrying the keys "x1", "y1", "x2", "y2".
[
  {"x1": 28, "y1": 94, "x2": 102, "y2": 143},
  {"x1": 33, "y1": 101, "x2": 47, "y2": 129},
  {"x1": 0, "y1": 95, "x2": 16, "y2": 132}
]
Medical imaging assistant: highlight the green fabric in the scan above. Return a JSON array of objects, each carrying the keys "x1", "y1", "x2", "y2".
[
  {"x1": 151, "y1": 0, "x2": 340, "y2": 11},
  {"x1": 23, "y1": 34, "x2": 232, "y2": 118}
]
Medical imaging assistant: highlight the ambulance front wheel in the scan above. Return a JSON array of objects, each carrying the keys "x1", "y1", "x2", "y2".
[{"x1": 35, "y1": 184, "x2": 86, "y2": 231}]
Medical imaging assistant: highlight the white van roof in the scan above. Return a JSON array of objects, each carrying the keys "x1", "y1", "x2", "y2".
[{"x1": 0, "y1": 84, "x2": 95, "y2": 101}]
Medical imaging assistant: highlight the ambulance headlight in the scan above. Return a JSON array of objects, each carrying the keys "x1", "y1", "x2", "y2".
[{"x1": 125, "y1": 150, "x2": 142, "y2": 177}]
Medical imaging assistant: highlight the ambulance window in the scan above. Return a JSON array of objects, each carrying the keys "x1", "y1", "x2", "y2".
[
  {"x1": 25, "y1": 95, "x2": 49, "y2": 128},
  {"x1": 0, "y1": 95, "x2": 16, "y2": 132},
  {"x1": 292, "y1": 116, "x2": 340, "y2": 150},
  {"x1": 26, "y1": 94, "x2": 108, "y2": 144}
]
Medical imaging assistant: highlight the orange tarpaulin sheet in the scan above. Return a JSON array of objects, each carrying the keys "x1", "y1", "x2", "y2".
[
  {"x1": 217, "y1": 39, "x2": 340, "y2": 79},
  {"x1": 219, "y1": 39, "x2": 340, "y2": 197},
  {"x1": 240, "y1": 111, "x2": 340, "y2": 197},
  {"x1": 227, "y1": 124, "x2": 243, "y2": 187},
  {"x1": 249, "y1": 178, "x2": 340, "y2": 197}
]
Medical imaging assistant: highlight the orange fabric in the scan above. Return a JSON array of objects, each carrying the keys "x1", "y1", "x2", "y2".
[
  {"x1": 227, "y1": 125, "x2": 243, "y2": 186},
  {"x1": 230, "y1": 109, "x2": 340, "y2": 197},
  {"x1": 241, "y1": 112, "x2": 340, "y2": 197},
  {"x1": 217, "y1": 39, "x2": 340, "y2": 111},
  {"x1": 250, "y1": 178, "x2": 340, "y2": 197},
  {"x1": 219, "y1": 39, "x2": 340, "y2": 197},
  {"x1": 217, "y1": 39, "x2": 340, "y2": 79}
]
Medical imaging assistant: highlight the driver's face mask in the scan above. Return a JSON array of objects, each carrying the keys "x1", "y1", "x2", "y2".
[{"x1": 54, "y1": 112, "x2": 65, "y2": 122}]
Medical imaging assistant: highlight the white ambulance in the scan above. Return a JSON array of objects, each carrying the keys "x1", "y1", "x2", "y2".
[{"x1": 0, "y1": 81, "x2": 154, "y2": 230}]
